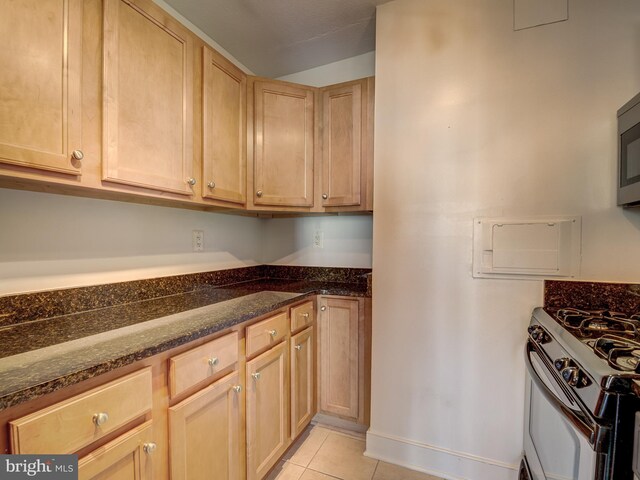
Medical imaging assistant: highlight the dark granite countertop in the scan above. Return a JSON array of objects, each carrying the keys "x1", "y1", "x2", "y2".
[{"x1": 0, "y1": 276, "x2": 367, "y2": 411}]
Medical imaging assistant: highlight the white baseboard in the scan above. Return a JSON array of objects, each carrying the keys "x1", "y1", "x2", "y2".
[{"x1": 365, "y1": 430, "x2": 518, "y2": 480}]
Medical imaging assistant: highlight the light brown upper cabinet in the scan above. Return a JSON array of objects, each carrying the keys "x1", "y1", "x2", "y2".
[
  {"x1": 102, "y1": 0, "x2": 194, "y2": 196},
  {"x1": 0, "y1": 0, "x2": 83, "y2": 176},
  {"x1": 320, "y1": 78, "x2": 374, "y2": 212},
  {"x1": 249, "y1": 79, "x2": 315, "y2": 209},
  {"x1": 0, "y1": 0, "x2": 374, "y2": 216},
  {"x1": 202, "y1": 46, "x2": 246, "y2": 206}
]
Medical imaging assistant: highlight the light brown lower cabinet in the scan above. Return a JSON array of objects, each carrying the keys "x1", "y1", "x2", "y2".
[
  {"x1": 168, "y1": 371, "x2": 242, "y2": 480},
  {"x1": 291, "y1": 326, "x2": 314, "y2": 438},
  {"x1": 1, "y1": 297, "x2": 370, "y2": 480},
  {"x1": 246, "y1": 340, "x2": 289, "y2": 480},
  {"x1": 78, "y1": 421, "x2": 155, "y2": 480},
  {"x1": 318, "y1": 296, "x2": 366, "y2": 423}
]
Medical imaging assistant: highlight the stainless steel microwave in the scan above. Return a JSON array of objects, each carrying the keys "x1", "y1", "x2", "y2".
[{"x1": 618, "y1": 92, "x2": 640, "y2": 206}]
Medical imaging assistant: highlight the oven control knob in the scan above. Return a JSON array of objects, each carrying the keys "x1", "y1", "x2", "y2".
[
  {"x1": 561, "y1": 366, "x2": 582, "y2": 387},
  {"x1": 554, "y1": 358, "x2": 572, "y2": 371},
  {"x1": 527, "y1": 325, "x2": 550, "y2": 344}
]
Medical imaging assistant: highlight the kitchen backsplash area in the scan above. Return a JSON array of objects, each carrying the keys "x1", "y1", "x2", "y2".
[
  {"x1": 545, "y1": 279, "x2": 640, "y2": 313},
  {"x1": 0, "y1": 265, "x2": 371, "y2": 329}
]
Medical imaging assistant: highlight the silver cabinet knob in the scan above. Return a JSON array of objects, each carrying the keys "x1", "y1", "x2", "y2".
[
  {"x1": 207, "y1": 181, "x2": 216, "y2": 189},
  {"x1": 92, "y1": 412, "x2": 109, "y2": 427},
  {"x1": 301, "y1": 312, "x2": 310, "y2": 318},
  {"x1": 187, "y1": 178, "x2": 197, "y2": 186},
  {"x1": 268, "y1": 329, "x2": 277, "y2": 337},
  {"x1": 232, "y1": 385, "x2": 242, "y2": 393},
  {"x1": 251, "y1": 372, "x2": 261, "y2": 381},
  {"x1": 71, "y1": 150, "x2": 84, "y2": 160},
  {"x1": 294, "y1": 345, "x2": 302, "y2": 351},
  {"x1": 320, "y1": 306, "x2": 327, "y2": 311},
  {"x1": 256, "y1": 190, "x2": 263, "y2": 197},
  {"x1": 143, "y1": 443, "x2": 157, "y2": 455},
  {"x1": 322, "y1": 193, "x2": 328, "y2": 200},
  {"x1": 208, "y1": 357, "x2": 219, "y2": 367}
]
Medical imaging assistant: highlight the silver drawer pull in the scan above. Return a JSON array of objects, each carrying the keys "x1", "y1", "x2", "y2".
[
  {"x1": 322, "y1": 193, "x2": 328, "y2": 200},
  {"x1": 208, "y1": 357, "x2": 219, "y2": 367},
  {"x1": 207, "y1": 181, "x2": 216, "y2": 189},
  {"x1": 268, "y1": 329, "x2": 277, "y2": 337},
  {"x1": 301, "y1": 313, "x2": 310, "y2": 318},
  {"x1": 320, "y1": 306, "x2": 327, "y2": 311},
  {"x1": 294, "y1": 345, "x2": 302, "y2": 351},
  {"x1": 251, "y1": 372, "x2": 261, "y2": 381},
  {"x1": 71, "y1": 150, "x2": 84, "y2": 160},
  {"x1": 232, "y1": 385, "x2": 242, "y2": 393},
  {"x1": 143, "y1": 442, "x2": 157, "y2": 455},
  {"x1": 92, "y1": 412, "x2": 109, "y2": 427},
  {"x1": 187, "y1": 177, "x2": 197, "y2": 186},
  {"x1": 256, "y1": 190, "x2": 263, "y2": 197}
]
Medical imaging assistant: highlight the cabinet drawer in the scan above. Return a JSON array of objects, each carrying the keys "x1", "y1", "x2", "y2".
[
  {"x1": 290, "y1": 301, "x2": 314, "y2": 332},
  {"x1": 246, "y1": 312, "x2": 287, "y2": 358},
  {"x1": 169, "y1": 331, "x2": 239, "y2": 398},
  {"x1": 10, "y1": 368, "x2": 152, "y2": 454}
]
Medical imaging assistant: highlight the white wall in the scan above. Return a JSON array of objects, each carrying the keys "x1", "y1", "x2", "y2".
[
  {"x1": 368, "y1": 1, "x2": 640, "y2": 479},
  {"x1": 262, "y1": 216, "x2": 373, "y2": 267},
  {"x1": 0, "y1": 189, "x2": 263, "y2": 295},
  {"x1": 278, "y1": 51, "x2": 375, "y2": 86}
]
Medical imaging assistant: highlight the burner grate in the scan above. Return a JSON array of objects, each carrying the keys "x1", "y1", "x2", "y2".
[
  {"x1": 555, "y1": 308, "x2": 639, "y2": 338},
  {"x1": 593, "y1": 335, "x2": 640, "y2": 373}
]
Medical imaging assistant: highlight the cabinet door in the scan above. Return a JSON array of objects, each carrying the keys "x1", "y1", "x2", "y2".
[
  {"x1": 202, "y1": 46, "x2": 246, "y2": 205},
  {"x1": 319, "y1": 297, "x2": 359, "y2": 420},
  {"x1": 321, "y1": 83, "x2": 362, "y2": 207},
  {"x1": 0, "y1": 0, "x2": 82, "y2": 175},
  {"x1": 291, "y1": 327, "x2": 314, "y2": 439},
  {"x1": 103, "y1": 0, "x2": 194, "y2": 195},
  {"x1": 246, "y1": 341, "x2": 289, "y2": 480},
  {"x1": 168, "y1": 371, "x2": 242, "y2": 480},
  {"x1": 252, "y1": 81, "x2": 314, "y2": 207},
  {"x1": 78, "y1": 421, "x2": 154, "y2": 480}
]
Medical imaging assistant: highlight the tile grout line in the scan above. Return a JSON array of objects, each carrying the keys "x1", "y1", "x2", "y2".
[
  {"x1": 304, "y1": 466, "x2": 344, "y2": 480},
  {"x1": 303, "y1": 427, "x2": 332, "y2": 469},
  {"x1": 370, "y1": 458, "x2": 381, "y2": 480}
]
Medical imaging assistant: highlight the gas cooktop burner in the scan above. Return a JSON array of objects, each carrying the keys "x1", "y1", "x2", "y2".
[
  {"x1": 554, "y1": 308, "x2": 640, "y2": 338},
  {"x1": 590, "y1": 335, "x2": 640, "y2": 373}
]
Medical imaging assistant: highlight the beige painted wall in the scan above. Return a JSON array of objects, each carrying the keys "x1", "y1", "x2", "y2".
[{"x1": 368, "y1": 0, "x2": 640, "y2": 479}]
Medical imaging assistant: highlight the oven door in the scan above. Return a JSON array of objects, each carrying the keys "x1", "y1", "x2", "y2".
[{"x1": 524, "y1": 342, "x2": 604, "y2": 480}]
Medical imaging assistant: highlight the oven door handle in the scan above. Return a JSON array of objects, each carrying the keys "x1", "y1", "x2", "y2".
[{"x1": 525, "y1": 341, "x2": 596, "y2": 444}]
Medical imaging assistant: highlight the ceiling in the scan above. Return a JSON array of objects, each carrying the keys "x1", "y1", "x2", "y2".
[{"x1": 163, "y1": 0, "x2": 391, "y2": 78}]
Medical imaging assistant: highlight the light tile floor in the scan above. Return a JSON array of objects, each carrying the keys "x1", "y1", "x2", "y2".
[{"x1": 265, "y1": 424, "x2": 444, "y2": 480}]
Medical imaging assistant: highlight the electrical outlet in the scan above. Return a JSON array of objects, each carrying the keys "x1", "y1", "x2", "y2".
[
  {"x1": 313, "y1": 230, "x2": 324, "y2": 249},
  {"x1": 192, "y1": 230, "x2": 204, "y2": 252}
]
